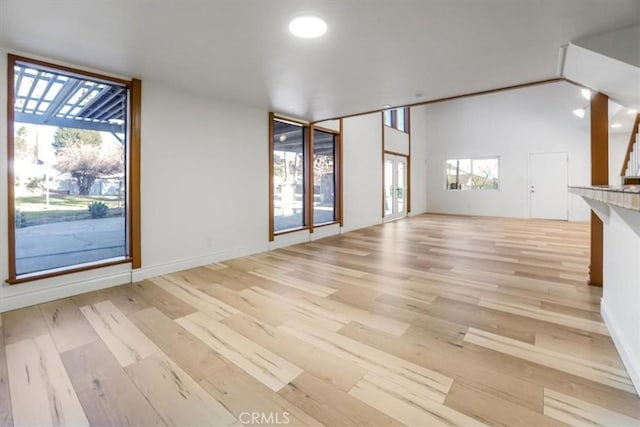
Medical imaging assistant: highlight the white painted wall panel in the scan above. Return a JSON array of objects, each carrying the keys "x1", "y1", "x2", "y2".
[
  {"x1": 384, "y1": 126, "x2": 409, "y2": 155},
  {"x1": 602, "y1": 207, "x2": 640, "y2": 395},
  {"x1": 138, "y1": 80, "x2": 270, "y2": 276},
  {"x1": 314, "y1": 120, "x2": 340, "y2": 132},
  {"x1": 410, "y1": 105, "x2": 428, "y2": 215},
  {"x1": 342, "y1": 113, "x2": 383, "y2": 232}
]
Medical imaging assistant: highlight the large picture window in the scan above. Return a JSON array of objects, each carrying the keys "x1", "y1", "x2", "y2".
[
  {"x1": 313, "y1": 129, "x2": 337, "y2": 225},
  {"x1": 8, "y1": 55, "x2": 140, "y2": 282},
  {"x1": 446, "y1": 157, "x2": 499, "y2": 190},
  {"x1": 269, "y1": 115, "x2": 341, "y2": 239},
  {"x1": 272, "y1": 119, "x2": 306, "y2": 233}
]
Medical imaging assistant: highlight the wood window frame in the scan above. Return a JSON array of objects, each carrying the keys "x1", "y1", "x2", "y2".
[
  {"x1": 381, "y1": 109, "x2": 411, "y2": 219},
  {"x1": 383, "y1": 107, "x2": 409, "y2": 133},
  {"x1": 269, "y1": 115, "x2": 310, "y2": 240},
  {"x1": 6, "y1": 54, "x2": 141, "y2": 284},
  {"x1": 311, "y1": 124, "x2": 341, "y2": 230},
  {"x1": 269, "y1": 114, "x2": 342, "y2": 241}
]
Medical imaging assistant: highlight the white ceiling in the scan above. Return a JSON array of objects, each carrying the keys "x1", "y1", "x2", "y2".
[{"x1": 1, "y1": 0, "x2": 639, "y2": 121}]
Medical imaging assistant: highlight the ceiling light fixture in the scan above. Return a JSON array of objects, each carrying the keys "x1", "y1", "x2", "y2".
[
  {"x1": 611, "y1": 123, "x2": 622, "y2": 128},
  {"x1": 629, "y1": 109, "x2": 638, "y2": 115},
  {"x1": 289, "y1": 15, "x2": 327, "y2": 38},
  {"x1": 573, "y1": 108, "x2": 586, "y2": 118},
  {"x1": 581, "y1": 88, "x2": 592, "y2": 100}
]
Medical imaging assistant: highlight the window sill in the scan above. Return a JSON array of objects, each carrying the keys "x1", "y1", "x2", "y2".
[
  {"x1": 7, "y1": 257, "x2": 132, "y2": 285},
  {"x1": 313, "y1": 221, "x2": 339, "y2": 229},
  {"x1": 273, "y1": 226, "x2": 309, "y2": 238}
]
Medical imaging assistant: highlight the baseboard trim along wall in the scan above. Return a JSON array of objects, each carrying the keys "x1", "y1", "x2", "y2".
[
  {"x1": 131, "y1": 244, "x2": 270, "y2": 282},
  {"x1": 0, "y1": 271, "x2": 130, "y2": 313},
  {"x1": 0, "y1": 244, "x2": 270, "y2": 313},
  {"x1": 601, "y1": 298, "x2": 640, "y2": 397}
]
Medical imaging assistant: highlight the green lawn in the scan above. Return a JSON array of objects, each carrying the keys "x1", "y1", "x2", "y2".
[
  {"x1": 17, "y1": 194, "x2": 122, "y2": 210},
  {"x1": 16, "y1": 194, "x2": 124, "y2": 227}
]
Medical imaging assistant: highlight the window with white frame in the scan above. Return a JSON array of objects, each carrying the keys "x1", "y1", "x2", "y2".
[{"x1": 446, "y1": 157, "x2": 499, "y2": 190}]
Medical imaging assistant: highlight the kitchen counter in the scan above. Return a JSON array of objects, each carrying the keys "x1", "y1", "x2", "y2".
[
  {"x1": 569, "y1": 184, "x2": 640, "y2": 396},
  {"x1": 568, "y1": 185, "x2": 640, "y2": 211}
]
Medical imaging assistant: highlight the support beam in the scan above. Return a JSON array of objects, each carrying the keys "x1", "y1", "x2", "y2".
[{"x1": 589, "y1": 92, "x2": 608, "y2": 287}]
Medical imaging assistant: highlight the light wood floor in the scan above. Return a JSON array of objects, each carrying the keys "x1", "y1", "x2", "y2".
[{"x1": 1, "y1": 214, "x2": 639, "y2": 426}]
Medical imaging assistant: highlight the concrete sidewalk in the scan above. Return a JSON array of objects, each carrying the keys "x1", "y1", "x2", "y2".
[{"x1": 15, "y1": 217, "x2": 126, "y2": 274}]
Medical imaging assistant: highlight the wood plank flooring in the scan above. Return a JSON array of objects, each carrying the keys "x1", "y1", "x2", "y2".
[{"x1": 1, "y1": 214, "x2": 639, "y2": 426}]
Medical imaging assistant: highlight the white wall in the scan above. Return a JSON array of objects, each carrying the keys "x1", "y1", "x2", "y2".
[
  {"x1": 422, "y1": 82, "x2": 591, "y2": 221},
  {"x1": 602, "y1": 207, "x2": 640, "y2": 395},
  {"x1": 384, "y1": 126, "x2": 409, "y2": 155},
  {"x1": 135, "y1": 80, "x2": 270, "y2": 279},
  {"x1": 342, "y1": 113, "x2": 383, "y2": 232},
  {"x1": 410, "y1": 105, "x2": 428, "y2": 215},
  {"x1": 0, "y1": 49, "x2": 272, "y2": 311},
  {"x1": 314, "y1": 119, "x2": 340, "y2": 132},
  {"x1": 610, "y1": 132, "x2": 630, "y2": 185}
]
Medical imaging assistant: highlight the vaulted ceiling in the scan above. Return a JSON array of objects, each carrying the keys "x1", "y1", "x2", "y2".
[{"x1": 1, "y1": 0, "x2": 638, "y2": 121}]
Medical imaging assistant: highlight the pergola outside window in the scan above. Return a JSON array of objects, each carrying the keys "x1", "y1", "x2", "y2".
[{"x1": 7, "y1": 55, "x2": 141, "y2": 283}]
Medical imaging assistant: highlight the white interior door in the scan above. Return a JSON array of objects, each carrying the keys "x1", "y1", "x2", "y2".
[
  {"x1": 384, "y1": 153, "x2": 407, "y2": 221},
  {"x1": 529, "y1": 152, "x2": 568, "y2": 220}
]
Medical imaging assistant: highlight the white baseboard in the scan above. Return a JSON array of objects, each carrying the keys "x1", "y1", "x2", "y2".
[
  {"x1": 340, "y1": 219, "x2": 383, "y2": 234},
  {"x1": 131, "y1": 244, "x2": 269, "y2": 282},
  {"x1": 0, "y1": 245, "x2": 270, "y2": 313},
  {"x1": 601, "y1": 298, "x2": 640, "y2": 396},
  {"x1": 268, "y1": 224, "x2": 342, "y2": 249},
  {"x1": 269, "y1": 230, "x2": 310, "y2": 249},
  {"x1": 0, "y1": 271, "x2": 130, "y2": 312},
  {"x1": 311, "y1": 224, "x2": 341, "y2": 240}
]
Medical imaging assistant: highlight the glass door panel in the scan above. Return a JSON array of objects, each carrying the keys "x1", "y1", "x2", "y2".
[
  {"x1": 397, "y1": 160, "x2": 405, "y2": 214},
  {"x1": 384, "y1": 159, "x2": 394, "y2": 216},
  {"x1": 384, "y1": 153, "x2": 407, "y2": 221}
]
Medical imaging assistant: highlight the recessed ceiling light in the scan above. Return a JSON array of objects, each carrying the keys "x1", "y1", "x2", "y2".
[
  {"x1": 289, "y1": 16, "x2": 327, "y2": 38},
  {"x1": 580, "y1": 88, "x2": 592, "y2": 100},
  {"x1": 629, "y1": 109, "x2": 638, "y2": 114},
  {"x1": 573, "y1": 108, "x2": 586, "y2": 118},
  {"x1": 611, "y1": 123, "x2": 622, "y2": 128}
]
